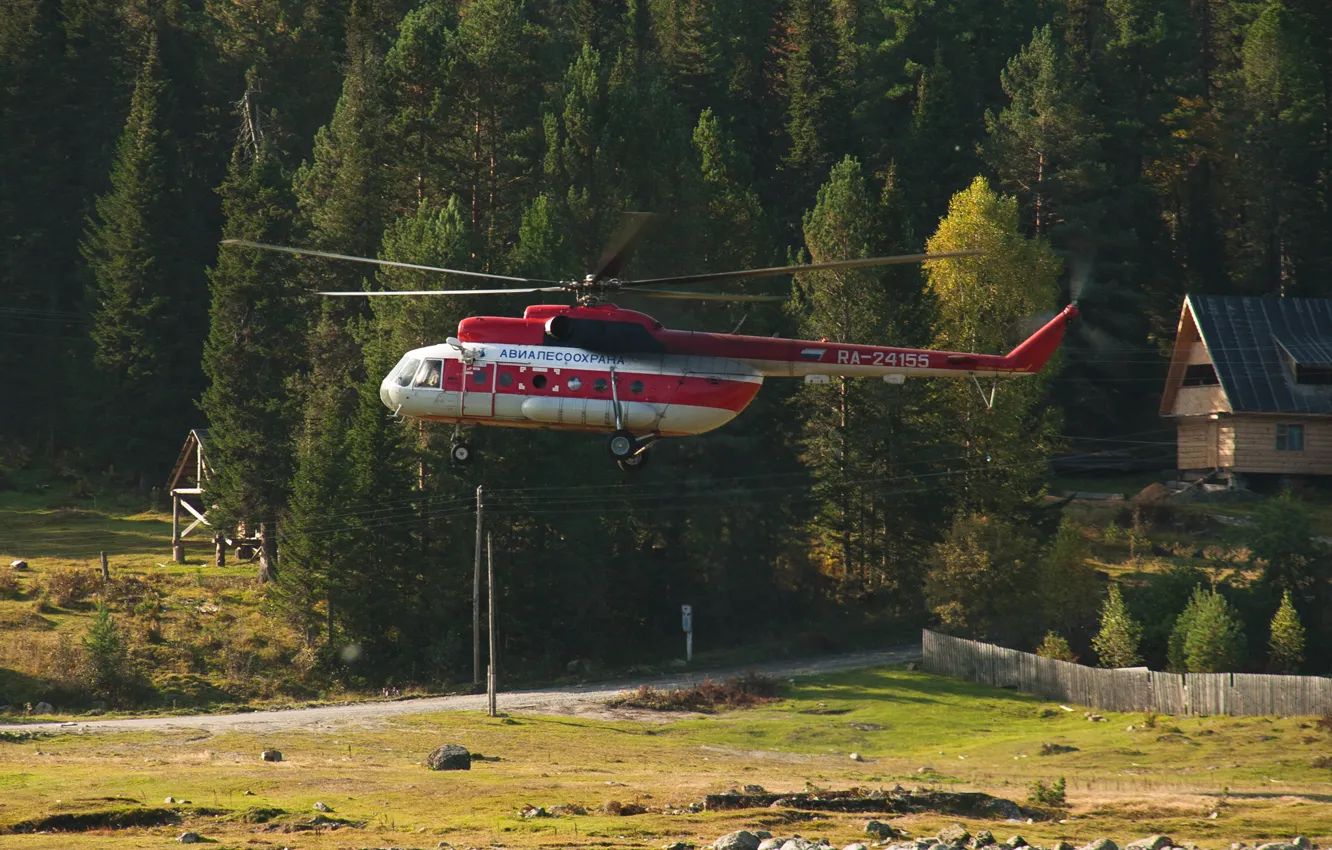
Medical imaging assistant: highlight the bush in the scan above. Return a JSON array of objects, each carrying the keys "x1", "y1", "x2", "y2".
[
  {"x1": 81, "y1": 604, "x2": 137, "y2": 705},
  {"x1": 924, "y1": 513, "x2": 1040, "y2": 646},
  {"x1": 1037, "y1": 520, "x2": 1101, "y2": 644},
  {"x1": 45, "y1": 568, "x2": 98, "y2": 608},
  {"x1": 1027, "y1": 776, "x2": 1066, "y2": 806},
  {"x1": 0, "y1": 571, "x2": 20, "y2": 600},
  {"x1": 1036, "y1": 632, "x2": 1077, "y2": 662},
  {"x1": 606, "y1": 673, "x2": 782, "y2": 713}
]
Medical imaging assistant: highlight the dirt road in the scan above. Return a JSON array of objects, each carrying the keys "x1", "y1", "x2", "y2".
[{"x1": 0, "y1": 645, "x2": 920, "y2": 736}]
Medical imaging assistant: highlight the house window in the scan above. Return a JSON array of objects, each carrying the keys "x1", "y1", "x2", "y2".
[
  {"x1": 1183, "y1": 364, "x2": 1219, "y2": 387},
  {"x1": 1276, "y1": 423, "x2": 1305, "y2": 452},
  {"x1": 1296, "y1": 365, "x2": 1332, "y2": 385}
]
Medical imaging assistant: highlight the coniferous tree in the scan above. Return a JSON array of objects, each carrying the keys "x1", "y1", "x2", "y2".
[
  {"x1": 201, "y1": 107, "x2": 305, "y2": 583},
  {"x1": 924, "y1": 513, "x2": 1040, "y2": 646},
  {"x1": 82, "y1": 32, "x2": 207, "y2": 482},
  {"x1": 1268, "y1": 589, "x2": 1306, "y2": 674},
  {"x1": 1182, "y1": 589, "x2": 1247, "y2": 673},
  {"x1": 1093, "y1": 583, "x2": 1143, "y2": 668},
  {"x1": 1168, "y1": 585, "x2": 1210, "y2": 672}
]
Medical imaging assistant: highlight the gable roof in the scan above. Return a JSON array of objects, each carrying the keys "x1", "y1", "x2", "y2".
[
  {"x1": 1188, "y1": 295, "x2": 1332, "y2": 414},
  {"x1": 167, "y1": 429, "x2": 211, "y2": 491}
]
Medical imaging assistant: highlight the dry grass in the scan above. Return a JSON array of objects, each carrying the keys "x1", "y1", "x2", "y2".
[{"x1": 608, "y1": 673, "x2": 783, "y2": 713}]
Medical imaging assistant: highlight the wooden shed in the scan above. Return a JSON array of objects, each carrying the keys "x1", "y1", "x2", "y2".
[{"x1": 1161, "y1": 295, "x2": 1332, "y2": 479}]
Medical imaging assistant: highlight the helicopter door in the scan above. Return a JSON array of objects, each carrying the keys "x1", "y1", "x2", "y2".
[
  {"x1": 463, "y1": 363, "x2": 495, "y2": 418},
  {"x1": 442, "y1": 359, "x2": 463, "y2": 393}
]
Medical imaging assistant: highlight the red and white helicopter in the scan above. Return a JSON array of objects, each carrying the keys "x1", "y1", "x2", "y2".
[{"x1": 226, "y1": 216, "x2": 1076, "y2": 470}]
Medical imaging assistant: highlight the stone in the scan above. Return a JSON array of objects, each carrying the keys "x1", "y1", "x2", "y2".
[
  {"x1": 1293, "y1": 839, "x2": 1312, "y2": 850},
  {"x1": 973, "y1": 831, "x2": 997, "y2": 848},
  {"x1": 939, "y1": 826, "x2": 971, "y2": 846},
  {"x1": 177, "y1": 833, "x2": 201, "y2": 844},
  {"x1": 1126, "y1": 838, "x2": 1173, "y2": 850},
  {"x1": 759, "y1": 840, "x2": 785, "y2": 850},
  {"x1": 164, "y1": 796, "x2": 176, "y2": 804},
  {"x1": 843, "y1": 845, "x2": 869, "y2": 850},
  {"x1": 425, "y1": 744, "x2": 471, "y2": 771},
  {"x1": 906, "y1": 662, "x2": 918, "y2": 671},
  {"x1": 1255, "y1": 844, "x2": 1300, "y2": 850},
  {"x1": 260, "y1": 749, "x2": 282, "y2": 762},
  {"x1": 10, "y1": 560, "x2": 28, "y2": 570},
  {"x1": 34, "y1": 701, "x2": 53, "y2": 714},
  {"x1": 313, "y1": 801, "x2": 331, "y2": 812},
  {"x1": 743, "y1": 784, "x2": 766, "y2": 794},
  {"x1": 1005, "y1": 838, "x2": 1028, "y2": 849},
  {"x1": 850, "y1": 752, "x2": 863, "y2": 761},
  {"x1": 917, "y1": 766, "x2": 934, "y2": 774},
  {"x1": 865, "y1": 820, "x2": 897, "y2": 839},
  {"x1": 755, "y1": 833, "x2": 773, "y2": 841},
  {"x1": 664, "y1": 843, "x2": 694, "y2": 850},
  {"x1": 1080, "y1": 841, "x2": 1118, "y2": 850},
  {"x1": 1052, "y1": 844, "x2": 1075, "y2": 850},
  {"x1": 714, "y1": 831, "x2": 761, "y2": 850},
  {"x1": 780, "y1": 840, "x2": 815, "y2": 850}
]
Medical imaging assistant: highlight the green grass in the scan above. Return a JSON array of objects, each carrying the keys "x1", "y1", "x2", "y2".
[{"x1": 1, "y1": 666, "x2": 1329, "y2": 848}]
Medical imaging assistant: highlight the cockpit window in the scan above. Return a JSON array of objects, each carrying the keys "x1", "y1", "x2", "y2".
[
  {"x1": 413, "y1": 359, "x2": 443, "y2": 389},
  {"x1": 395, "y1": 357, "x2": 421, "y2": 387}
]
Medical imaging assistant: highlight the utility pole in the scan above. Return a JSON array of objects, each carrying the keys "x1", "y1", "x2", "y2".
[
  {"x1": 487, "y1": 532, "x2": 497, "y2": 717},
  {"x1": 473, "y1": 485, "x2": 483, "y2": 686}
]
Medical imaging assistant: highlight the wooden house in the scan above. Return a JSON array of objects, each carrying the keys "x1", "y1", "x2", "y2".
[{"x1": 1162, "y1": 295, "x2": 1332, "y2": 479}]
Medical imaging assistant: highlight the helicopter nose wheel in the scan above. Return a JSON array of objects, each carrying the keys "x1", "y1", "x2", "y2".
[
  {"x1": 617, "y1": 451, "x2": 650, "y2": 473},
  {"x1": 607, "y1": 429, "x2": 637, "y2": 460},
  {"x1": 450, "y1": 441, "x2": 474, "y2": 465}
]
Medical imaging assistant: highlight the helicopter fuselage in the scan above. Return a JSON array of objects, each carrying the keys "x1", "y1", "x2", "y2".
[{"x1": 378, "y1": 302, "x2": 1077, "y2": 439}]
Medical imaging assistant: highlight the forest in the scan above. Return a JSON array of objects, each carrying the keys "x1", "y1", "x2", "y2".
[{"x1": 2, "y1": 0, "x2": 1331, "y2": 691}]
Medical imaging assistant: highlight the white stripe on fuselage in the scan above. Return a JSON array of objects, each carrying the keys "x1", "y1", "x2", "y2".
[{"x1": 409, "y1": 343, "x2": 766, "y2": 383}]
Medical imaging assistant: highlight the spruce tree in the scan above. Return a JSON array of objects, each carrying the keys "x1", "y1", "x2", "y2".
[
  {"x1": 780, "y1": 0, "x2": 841, "y2": 205},
  {"x1": 82, "y1": 32, "x2": 206, "y2": 483},
  {"x1": 1092, "y1": 583, "x2": 1143, "y2": 668},
  {"x1": 201, "y1": 114, "x2": 305, "y2": 583},
  {"x1": 1183, "y1": 590, "x2": 1247, "y2": 673},
  {"x1": 1168, "y1": 585, "x2": 1209, "y2": 672},
  {"x1": 1268, "y1": 590, "x2": 1305, "y2": 674}
]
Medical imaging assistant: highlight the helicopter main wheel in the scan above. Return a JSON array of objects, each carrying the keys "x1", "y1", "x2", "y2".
[
  {"x1": 617, "y1": 450, "x2": 651, "y2": 473},
  {"x1": 607, "y1": 429, "x2": 637, "y2": 460},
  {"x1": 450, "y1": 442, "x2": 474, "y2": 465}
]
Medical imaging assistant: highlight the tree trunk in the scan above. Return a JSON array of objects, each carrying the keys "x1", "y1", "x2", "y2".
[{"x1": 257, "y1": 519, "x2": 277, "y2": 583}]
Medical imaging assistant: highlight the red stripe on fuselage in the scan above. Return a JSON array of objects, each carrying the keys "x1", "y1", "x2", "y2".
[{"x1": 470, "y1": 363, "x2": 761, "y2": 413}]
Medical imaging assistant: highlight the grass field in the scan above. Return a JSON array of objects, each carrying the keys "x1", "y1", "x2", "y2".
[{"x1": 1, "y1": 666, "x2": 1329, "y2": 848}]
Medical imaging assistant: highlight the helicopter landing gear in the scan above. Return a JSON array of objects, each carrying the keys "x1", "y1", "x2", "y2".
[
  {"x1": 617, "y1": 451, "x2": 650, "y2": 473},
  {"x1": 608, "y1": 430, "x2": 658, "y2": 471},
  {"x1": 450, "y1": 441, "x2": 473, "y2": 465}
]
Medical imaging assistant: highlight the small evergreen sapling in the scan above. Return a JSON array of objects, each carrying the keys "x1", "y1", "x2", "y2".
[
  {"x1": 1092, "y1": 583, "x2": 1143, "y2": 668},
  {"x1": 1268, "y1": 590, "x2": 1305, "y2": 673},
  {"x1": 1036, "y1": 632, "x2": 1077, "y2": 662},
  {"x1": 1182, "y1": 590, "x2": 1247, "y2": 673}
]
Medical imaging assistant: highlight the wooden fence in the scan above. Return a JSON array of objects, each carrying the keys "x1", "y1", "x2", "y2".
[{"x1": 921, "y1": 629, "x2": 1332, "y2": 717}]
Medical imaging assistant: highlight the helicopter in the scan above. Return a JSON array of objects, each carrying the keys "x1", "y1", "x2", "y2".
[{"x1": 224, "y1": 214, "x2": 1077, "y2": 471}]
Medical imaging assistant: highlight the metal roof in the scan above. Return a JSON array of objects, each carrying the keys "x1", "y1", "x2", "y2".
[{"x1": 1189, "y1": 295, "x2": 1332, "y2": 414}]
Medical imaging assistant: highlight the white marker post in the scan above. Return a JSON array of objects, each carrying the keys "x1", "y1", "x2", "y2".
[{"x1": 681, "y1": 604, "x2": 693, "y2": 663}]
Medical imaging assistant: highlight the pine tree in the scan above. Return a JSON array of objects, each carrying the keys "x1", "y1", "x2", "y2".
[
  {"x1": 1092, "y1": 583, "x2": 1143, "y2": 668},
  {"x1": 1168, "y1": 585, "x2": 1210, "y2": 672},
  {"x1": 82, "y1": 32, "x2": 207, "y2": 483},
  {"x1": 1268, "y1": 590, "x2": 1305, "y2": 673},
  {"x1": 1183, "y1": 589, "x2": 1247, "y2": 673},
  {"x1": 201, "y1": 107, "x2": 305, "y2": 583}
]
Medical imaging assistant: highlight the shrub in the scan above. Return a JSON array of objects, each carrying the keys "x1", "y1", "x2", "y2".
[
  {"x1": 45, "y1": 568, "x2": 98, "y2": 608},
  {"x1": 81, "y1": 604, "x2": 137, "y2": 705},
  {"x1": 924, "y1": 513, "x2": 1040, "y2": 646},
  {"x1": 1027, "y1": 776, "x2": 1066, "y2": 806},
  {"x1": 1035, "y1": 632, "x2": 1077, "y2": 662},
  {"x1": 0, "y1": 571, "x2": 20, "y2": 600},
  {"x1": 1268, "y1": 590, "x2": 1306, "y2": 674},
  {"x1": 1093, "y1": 584, "x2": 1143, "y2": 668},
  {"x1": 606, "y1": 673, "x2": 782, "y2": 713},
  {"x1": 1037, "y1": 520, "x2": 1101, "y2": 642}
]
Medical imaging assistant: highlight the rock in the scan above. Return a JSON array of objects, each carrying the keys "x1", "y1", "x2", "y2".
[
  {"x1": 177, "y1": 833, "x2": 201, "y2": 844},
  {"x1": 664, "y1": 843, "x2": 694, "y2": 850},
  {"x1": 1005, "y1": 838, "x2": 1027, "y2": 849},
  {"x1": 843, "y1": 845, "x2": 869, "y2": 850},
  {"x1": 713, "y1": 831, "x2": 761, "y2": 850},
  {"x1": 850, "y1": 752, "x2": 864, "y2": 761},
  {"x1": 906, "y1": 662, "x2": 917, "y2": 671},
  {"x1": 313, "y1": 801, "x2": 331, "y2": 812},
  {"x1": 939, "y1": 825, "x2": 971, "y2": 846},
  {"x1": 865, "y1": 820, "x2": 898, "y2": 839},
  {"x1": 973, "y1": 831, "x2": 996, "y2": 848},
  {"x1": 742, "y1": 784, "x2": 766, "y2": 794},
  {"x1": 425, "y1": 744, "x2": 471, "y2": 771},
  {"x1": 756, "y1": 833, "x2": 773, "y2": 841},
  {"x1": 1293, "y1": 839, "x2": 1312, "y2": 850},
  {"x1": 780, "y1": 840, "x2": 815, "y2": 850},
  {"x1": 1255, "y1": 844, "x2": 1300, "y2": 850},
  {"x1": 1080, "y1": 841, "x2": 1118, "y2": 850},
  {"x1": 10, "y1": 560, "x2": 27, "y2": 570},
  {"x1": 520, "y1": 805, "x2": 549, "y2": 818},
  {"x1": 1052, "y1": 843, "x2": 1075, "y2": 850},
  {"x1": 917, "y1": 766, "x2": 934, "y2": 774},
  {"x1": 759, "y1": 840, "x2": 785, "y2": 850},
  {"x1": 33, "y1": 701, "x2": 53, "y2": 714},
  {"x1": 1126, "y1": 838, "x2": 1173, "y2": 850},
  {"x1": 164, "y1": 796, "x2": 176, "y2": 804},
  {"x1": 260, "y1": 749, "x2": 282, "y2": 762}
]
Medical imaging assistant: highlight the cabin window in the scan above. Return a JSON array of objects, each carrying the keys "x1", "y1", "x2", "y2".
[
  {"x1": 567, "y1": 376, "x2": 582, "y2": 391},
  {"x1": 395, "y1": 357, "x2": 421, "y2": 387},
  {"x1": 630, "y1": 380, "x2": 645, "y2": 394},
  {"x1": 498, "y1": 372, "x2": 514, "y2": 387},
  {"x1": 471, "y1": 369, "x2": 488, "y2": 385},
  {"x1": 593, "y1": 378, "x2": 608, "y2": 393},
  {"x1": 1277, "y1": 423, "x2": 1305, "y2": 452},
  {"x1": 532, "y1": 374, "x2": 547, "y2": 389},
  {"x1": 1183, "y1": 364, "x2": 1219, "y2": 387},
  {"x1": 413, "y1": 359, "x2": 443, "y2": 389}
]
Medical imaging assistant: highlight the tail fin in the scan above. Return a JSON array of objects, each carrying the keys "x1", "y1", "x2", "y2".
[{"x1": 1001, "y1": 304, "x2": 1079, "y2": 373}]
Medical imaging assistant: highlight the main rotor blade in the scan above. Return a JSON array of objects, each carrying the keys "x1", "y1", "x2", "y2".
[
  {"x1": 318, "y1": 287, "x2": 566, "y2": 296},
  {"x1": 628, "y1": 249, "x2": 984, "y2": 287},
  {"x1": 221, "y1": 240, "x2": 564, "y2": 286},
  {"x1": 591, "y1": 212, "x2": 656, "y2": 281},
  {"x1": 621, "y1": 287, "x2": 786, "y2": 303}
]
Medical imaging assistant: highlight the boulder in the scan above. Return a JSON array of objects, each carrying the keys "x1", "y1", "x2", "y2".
[
  {"x1": 33, "y1": 701, "x2": 53, "y2": 714},
  {"x1": 313, "y1": 801, "x2": 331, "y2": 812},
  {"x1": 973, "y1": 831, "x2": 997, "y2": 848},
  {"x1": 756, "y1": 832, "x2": 773, "y2": 841},
  {"x1": 10, "y1": 560, "x2": 28, "y2": 570},
  {"x1": 1052, "y1": 843, "x2": 1075, "y2": 850},
  {"x1": 1080, "y1": 841, "x2": 1118, "y2": 850},
  {"x1": 1126, "y1": 838, "x2": 1173, "y2": 850},
  {"x1": 260, "y1": 749, "x2": 282, "y2": 762},
  {"x1": 1293, "y1": 839, "x2": 1312, "y2": 850},
  {"x1": 164, "y1": 796, "x2": 176, "y2": 804},
  {"x1": 426, "y1": 744, "x2": 471, "y2": 771},
  {"x1": 1005, "y1": 838, "x2": 1028, "y2": 849},
  {"x1": 714, "y1": 831, "x2": 761, "y2": 850},
  {"x1": 865, "y1": 820, "x2": 898, "y2": 839},
  {"x1": 779, "y1": 840, "x2": 815, "y2": 850},
  {"x1": 843, "y1": 845, "x2": 869, "y2": 850},
  {"x1": 939, "y1": 826, "x2": 971, "y2": 846},
  {"x1": 850, "y1": 752, "x2": 864, "y2": 761},
  {"x1": 759, "y1": 840, "x2": 785, "y2": 850},
  {"x1": 1255, "y1": 844, "x2": 1300, "y2": 850},
  {"x1": 178, "y1": 833, "x2": 201, "y2": 844}
]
